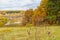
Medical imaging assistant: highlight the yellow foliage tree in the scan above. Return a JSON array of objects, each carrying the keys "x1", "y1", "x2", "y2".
[{"x1": 32, "y1": 0, "x2": 48, "y2": 26}]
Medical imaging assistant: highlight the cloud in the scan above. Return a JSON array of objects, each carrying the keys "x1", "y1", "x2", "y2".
[{"x1": 0, "y1": 0, "x2": 41, "y2": 10}]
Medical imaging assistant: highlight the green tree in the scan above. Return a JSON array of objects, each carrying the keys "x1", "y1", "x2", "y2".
[{"x1": 46, "y1": 0, "x2": 60, "y2": 25}]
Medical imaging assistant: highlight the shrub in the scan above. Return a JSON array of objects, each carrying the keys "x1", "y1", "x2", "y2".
[{"x1": 0, "y1": 17, "x2": 9, "y2": 27}]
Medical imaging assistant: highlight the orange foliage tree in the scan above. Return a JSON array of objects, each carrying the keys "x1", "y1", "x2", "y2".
[{"x1": 22, "y1": 9, "x2": 33, "y2": 26}]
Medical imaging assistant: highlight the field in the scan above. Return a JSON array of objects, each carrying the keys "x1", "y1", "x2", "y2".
[{"x1": 0, "y1": 26, "x2": 60, "y2": 40}]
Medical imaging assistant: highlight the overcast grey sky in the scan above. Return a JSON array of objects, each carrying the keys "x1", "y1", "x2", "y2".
[{"x1": 0, "y1": 0, "x2": 41, "y2": 10}]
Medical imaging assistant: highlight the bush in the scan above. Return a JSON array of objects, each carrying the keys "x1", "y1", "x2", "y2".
[{"x1": 0, "y1": 17, "x2": 9, "y2": 27}]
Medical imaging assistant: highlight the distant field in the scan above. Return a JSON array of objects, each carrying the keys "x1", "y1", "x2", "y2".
[{"x1": 0, "y1": 26, "x2": 60, "y2": 40}]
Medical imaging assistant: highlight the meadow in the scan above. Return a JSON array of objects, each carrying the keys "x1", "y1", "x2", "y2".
[
  {"x1": 0, "y1": 0, "x2": 60, "y2": 40},
  {"x1": 0, "y1": 26, "x2": 60, "y2": 40}
]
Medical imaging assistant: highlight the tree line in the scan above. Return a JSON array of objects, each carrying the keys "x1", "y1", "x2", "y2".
[{"x1": 22, "y1": 0, "x2": 60, "y2": 26}]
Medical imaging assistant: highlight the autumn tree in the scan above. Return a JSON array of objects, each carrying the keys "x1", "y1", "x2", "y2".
[
  {"x1": 32, "y1": 0, "x2": 48, "y2": 26},
  {"x1": 22, "y1": 9, "x2": 33, "y2": 26}
]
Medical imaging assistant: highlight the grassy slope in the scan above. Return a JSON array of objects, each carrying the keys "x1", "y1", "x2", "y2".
[{"x1": 0, "y1": 26, "x2": 60, "y2": 40}]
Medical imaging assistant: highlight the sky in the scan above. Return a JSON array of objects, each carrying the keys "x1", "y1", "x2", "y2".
[{"x1": 0, "y1": 0, "x2": 41, "y2": 10}]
